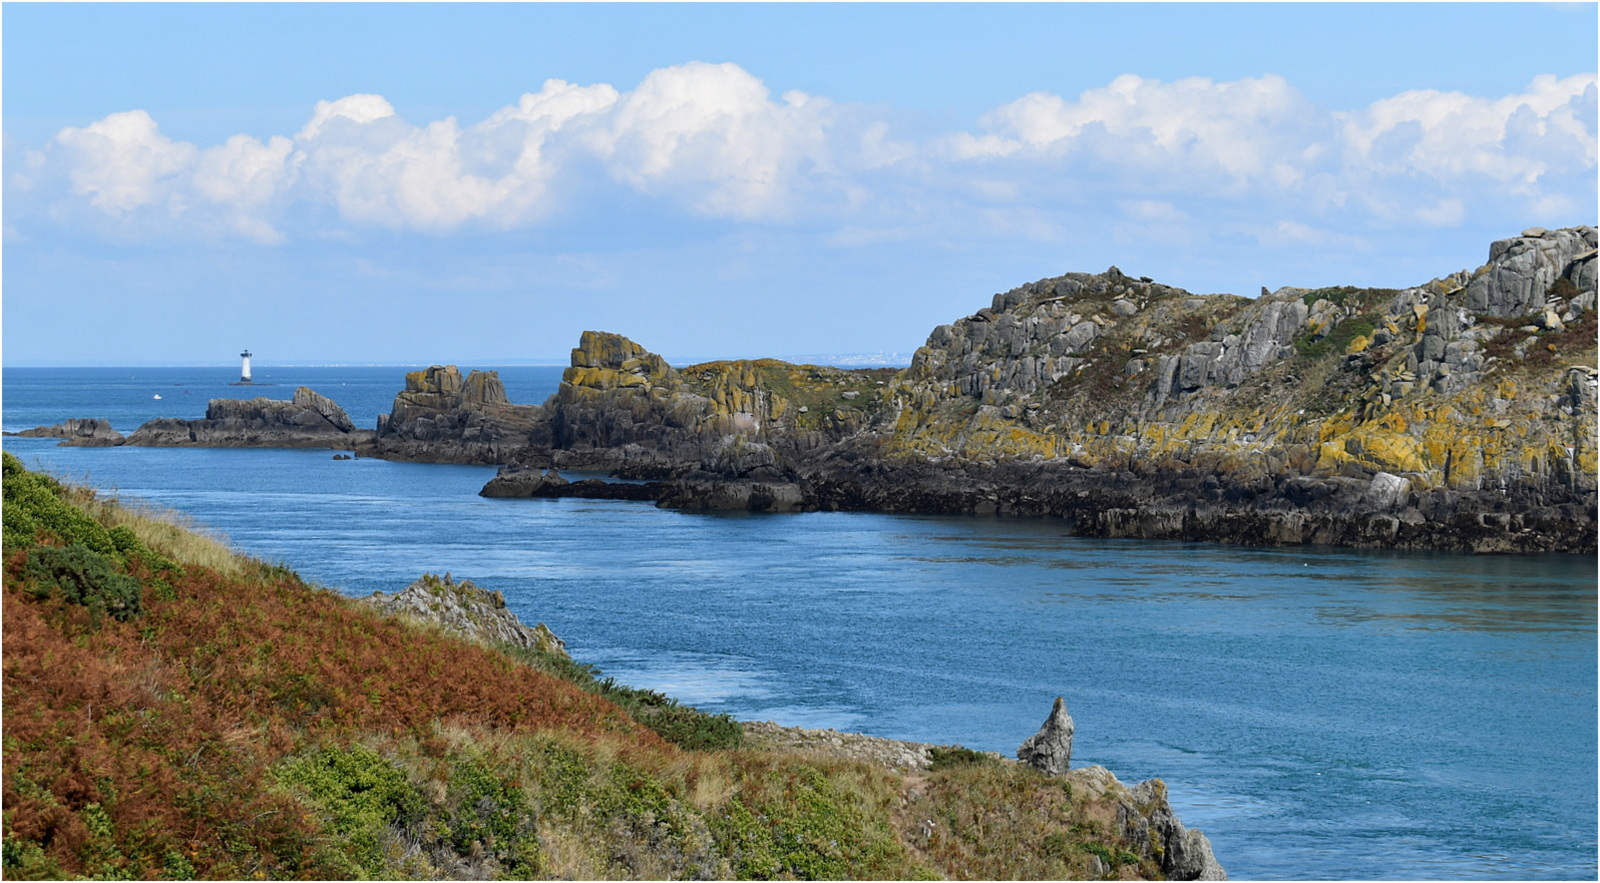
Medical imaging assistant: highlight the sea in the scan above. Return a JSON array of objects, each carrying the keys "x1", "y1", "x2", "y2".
[{"x1": 3, "y1": 365, "x2": 1596, "y2": 881}]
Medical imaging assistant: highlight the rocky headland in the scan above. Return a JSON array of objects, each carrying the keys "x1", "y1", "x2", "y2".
[
  {"x1": 365, "y1": 567, "x2": 1228, "y2": 881},
  {"x1": 36, "y1": 227, "x2": 1597, "y2": 552}
]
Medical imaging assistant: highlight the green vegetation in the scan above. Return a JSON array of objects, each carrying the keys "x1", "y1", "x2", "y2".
[
  {"x1": 1300, "y1": 285, "x2": 1399, "y2": 310},
  {"x1": 2, "y1": 453, "x2": 1174, "y2": 880},
  {"x1": 1292, "y1": 314, "x2": 1378, "y2": 360},
  {"x1": 22, "y1": 543, "x2": 142, "y2": 627},
  {"x1": 927, "y1": 744, "x2": 1002, "y2": 771}
]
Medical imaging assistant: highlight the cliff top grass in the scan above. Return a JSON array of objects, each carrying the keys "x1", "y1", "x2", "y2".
[{"x1": 1, "y1": 452, "x2": 1184, "y2": 881}]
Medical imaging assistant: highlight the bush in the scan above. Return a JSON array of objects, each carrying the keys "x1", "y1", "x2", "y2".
[
  {"x1": 442, "y1": 754, "x2": 541, "y2": 877},
  {"x1": 22, "y1": 544, "x2": 142, "y2": 626},
  {"x1": 2, "y1": 454, "x2": 116, "y2": 555},
  {"x1": 927, "y1": 744, "x2": 1000, "y2": 771},
  {"x1": 275, "y1": 744, "x2": 426, "y2": 877}
]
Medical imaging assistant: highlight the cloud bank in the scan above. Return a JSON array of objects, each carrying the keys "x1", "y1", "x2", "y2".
[{"x1": 15, "y1": 63, "x2": 1597, "y2": 247}]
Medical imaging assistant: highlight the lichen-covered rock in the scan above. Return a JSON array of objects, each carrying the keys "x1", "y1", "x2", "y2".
[
  {"x1": 546, "y1": 331, "x2": 893, "y2": 476},
  {"x1": 359, "y1": 573, "x2": 567, "y2": 657}
]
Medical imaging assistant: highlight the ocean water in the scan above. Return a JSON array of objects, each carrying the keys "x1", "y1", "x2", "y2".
[{"x1": 3, "y1": 366, "x2": 1596, "y2": 881}]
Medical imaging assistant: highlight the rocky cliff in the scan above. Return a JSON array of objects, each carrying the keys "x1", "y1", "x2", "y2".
[
  {"x1": 794, "y1": 225, "x2": 1596, "y2": 551},
  {"x1": 42, "y1": 227, "x2": 1595, "y2": 551},
  {"x1": 372, "y1": 365, "x2": 542, "y2": 463}
]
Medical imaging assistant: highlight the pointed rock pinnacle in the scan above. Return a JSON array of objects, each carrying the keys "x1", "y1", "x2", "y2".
[{"x1": 1017, "y1": 696, "x2": 1075, "y2": 775}]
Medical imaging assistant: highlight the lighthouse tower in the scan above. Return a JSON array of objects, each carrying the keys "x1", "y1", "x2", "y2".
[{"x1": 240, "y1": 350, "x2": 253, "y2": 383}]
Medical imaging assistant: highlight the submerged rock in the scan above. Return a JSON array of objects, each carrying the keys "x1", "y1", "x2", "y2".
[{"x1": 1017, "y1": 696, "x2": 1075, "y2": 774}]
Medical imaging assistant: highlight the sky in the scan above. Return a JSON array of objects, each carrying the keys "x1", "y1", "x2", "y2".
[{"x1": 3, "y1": 2, "x2": 1596, "y2": 367}]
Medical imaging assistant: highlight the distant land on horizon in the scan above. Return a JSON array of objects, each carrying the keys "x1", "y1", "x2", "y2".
[{"x1": 3, "y1": 352, "x2": 917, "y2": 370}]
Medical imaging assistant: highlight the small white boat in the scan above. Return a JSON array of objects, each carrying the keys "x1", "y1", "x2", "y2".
[{"x1": 153, "y1": 394, "x2": 162, "y2": 400}]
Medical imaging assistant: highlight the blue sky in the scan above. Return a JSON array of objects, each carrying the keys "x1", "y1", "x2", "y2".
[{"x1": 4, "y1": 2, "x2": 1596, "y2": 366}]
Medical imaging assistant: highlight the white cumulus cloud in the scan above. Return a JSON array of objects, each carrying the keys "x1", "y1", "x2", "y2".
[
  {"x1": 18, "y1": 67, "x2": 1598, "y2": 251},
  {"x1": 1339, "y1": 73, "x2": 1597, "y2": 190},
  {"x1": 586, "y1": 61, "x2": 837, "y2": 219},
  {"x1": 51, "y1": 110, "x2": 198, "y2": 212}
]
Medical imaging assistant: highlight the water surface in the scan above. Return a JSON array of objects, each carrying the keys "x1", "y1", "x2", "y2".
[{"x1": 4, "y1": 367, "x2": 1594, "y2": 880}]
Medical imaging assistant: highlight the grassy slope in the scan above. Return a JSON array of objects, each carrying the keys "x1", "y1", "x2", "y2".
[{"x1": 2, "y1": 452, "x2": 1168, "y2": 880}]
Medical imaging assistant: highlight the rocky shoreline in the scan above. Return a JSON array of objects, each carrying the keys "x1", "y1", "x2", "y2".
[{"x1": 15, "y1": 227, "x2": 1596, "y2": 554}]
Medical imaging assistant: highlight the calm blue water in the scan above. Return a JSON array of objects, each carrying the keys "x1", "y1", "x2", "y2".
[{"x1": 4, "y1": 367, "x2": 1596, "y2": 880}]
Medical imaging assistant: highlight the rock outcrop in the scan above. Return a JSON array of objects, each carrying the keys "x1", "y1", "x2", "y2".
[
  {"x1": 748, "y1": 716, "x2": 1226, "y2": 881},
  {"x1": 118, "y1": 387, "x2": 371, "y2": 449},
  {"x1": 1017, "y1": 696, "x2": 1074, "y2": 775},
  {"x1": 543, "y1": 330, "x2": 893, "y2": 477},
  {"x1": 5, "y1": 418, "x2": 124, "y2": 446},
  {"x1": 1112, "y1": 773, "x2": 1228, "y2": 881},
  {"x1": 372, "y1": 365, "x2": 542, "y2": 464},
  {"x1": 41, "y1": 227, "x2": 1595, "y2": 552},
  {"x1": 358, "y1": 573, "x2": 567, "y2": 657}
]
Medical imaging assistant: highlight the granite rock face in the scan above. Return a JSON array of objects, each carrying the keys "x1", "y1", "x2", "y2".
[
  {"x1": 373, "y1": 365, "x2": 542, "y2": 464},
  {"x1": 359, "y1": 573, "x2": 567, "y2": 657},
  {"x1": 1016, "y1": 696, "x2": 1075, "y2": 775},
  {"x1": 121, "y1": 387, "x2": 370, "y2": 449}
]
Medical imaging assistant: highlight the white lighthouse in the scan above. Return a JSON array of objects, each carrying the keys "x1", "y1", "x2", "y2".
[{"x1": 240, "y1": 349, "x2": 253, "y2": 383}]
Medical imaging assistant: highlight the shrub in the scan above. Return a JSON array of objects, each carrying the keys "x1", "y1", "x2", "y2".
[
  {"x1": 2, "y1": 454, "x2": 116, "y2": 555},
  {"x1": 441, "y1": 754, "x2": 541, "y2": 877},
  {"x1": 274, "y1": 744, "x2": 426, "y2": 877},
  {"x1": 927, "y1": 744, "x2": 1000, "y2": 771},
  {"x1": 22, "y1": 544, "x2": 142, "y2": 626}
]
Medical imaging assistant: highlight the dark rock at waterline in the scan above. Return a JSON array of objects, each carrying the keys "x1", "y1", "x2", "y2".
[
  {"x1": 115, "y1": 387, "x2": 369, "y2": 450},
  {"x1": 479, "y1": 466, "x2": 667, "y2": 501},
  {"x1": 5, "y1": 418, "x2": 125, "y2": 446}
]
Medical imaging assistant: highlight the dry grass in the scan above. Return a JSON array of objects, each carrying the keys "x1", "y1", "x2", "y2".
[{"x1": 68, "y1": 488, "x2": 247, "y2": 578}]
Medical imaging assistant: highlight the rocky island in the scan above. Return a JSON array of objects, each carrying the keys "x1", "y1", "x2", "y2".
[{"x1": 23, "y1": 227, "x2": 1596, "y2": 553}]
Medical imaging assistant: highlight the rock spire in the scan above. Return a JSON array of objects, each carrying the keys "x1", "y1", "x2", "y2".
[{"x1": 1017, "y1": 695, "x2": 1075, "y2": 774}]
